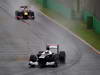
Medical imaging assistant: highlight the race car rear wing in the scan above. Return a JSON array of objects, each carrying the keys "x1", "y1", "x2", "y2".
[
  {"x1": 20, "y1": 6, "x2": 28, "y2": 8},
  {"x1": 46, "y1": 44, "x2": 59, "y2": 53}
]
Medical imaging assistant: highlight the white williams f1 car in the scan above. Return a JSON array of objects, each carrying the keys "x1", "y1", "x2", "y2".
[
  {"x1": 15, "y1": 6, "x2": 35, "y2": 20},
  {"x1": 29, "y1": 44, "x2": 66, "y2": 68}
]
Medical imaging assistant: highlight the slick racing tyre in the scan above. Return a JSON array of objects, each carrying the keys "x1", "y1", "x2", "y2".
[
  {"x1": 15, "y1": 11, "x2": 22, "y2": 20},
  {"x1": 29, "y1": 11, "x2": 35, "y2": 19},
  {"x1": 59, "y1": 51, "x2": 66, "y2": 63},
  {"x1": 29, "y1": 55, "x2": 37, "y2": 62}
]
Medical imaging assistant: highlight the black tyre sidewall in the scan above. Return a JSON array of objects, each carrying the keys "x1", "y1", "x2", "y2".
[
  {"x1": 29, "y1": 55, "x2": 37, "y2": 62},
  {"x1": 59, "y1": 51, "x2": 66, "y2": 63}
]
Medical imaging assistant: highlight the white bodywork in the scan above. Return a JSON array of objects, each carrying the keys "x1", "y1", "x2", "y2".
[
  {"x1": 48, "y1": 45, "x2": 58, "y2": 49},
  {"x1": 29, "y1": 61, "x2": 38, "y2": 65},
  {"x1": 29, "y1": 61, "x2": 55, "y2": 66}
]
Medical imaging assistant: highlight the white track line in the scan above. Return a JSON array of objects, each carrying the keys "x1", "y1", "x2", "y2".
[{"x1": 37, "y1": 10, "x2": 100, "y2": 54}]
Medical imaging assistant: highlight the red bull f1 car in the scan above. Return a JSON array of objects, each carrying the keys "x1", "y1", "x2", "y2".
[
  {"x1": 15, "y1": 6, "x2": 35, "y2": 20},
  {"x1": 29, "y1": 44, "x2": 66, "y2": 68}
]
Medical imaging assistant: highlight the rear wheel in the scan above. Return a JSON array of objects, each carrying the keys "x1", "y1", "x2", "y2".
[
  {"x1": 59, "y1": 51, "x2": 66, "y2": 63},
  {"x1": 29, "y1": 11, "x2": 35, "y2": 20},
  {"x1": 15, "y1": 11, "x2": 22, "y2": 20}
]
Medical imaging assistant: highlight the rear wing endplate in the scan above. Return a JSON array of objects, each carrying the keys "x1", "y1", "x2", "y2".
[{"x1": 46, "y1": 44, "x2": 59, "y2": 53}]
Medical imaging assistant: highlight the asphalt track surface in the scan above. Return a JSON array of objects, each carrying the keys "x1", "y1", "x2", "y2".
[{"x1": 0, "y1": 0, "x2": 100, "y2": 75}]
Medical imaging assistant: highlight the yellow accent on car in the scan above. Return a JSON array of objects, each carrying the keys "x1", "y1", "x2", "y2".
[{"x1": 24, "y1": 12, "x2": 28, "y2": 15}]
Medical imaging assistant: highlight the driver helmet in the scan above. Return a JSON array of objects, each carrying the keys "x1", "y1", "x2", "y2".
[{"x1": 45, "y1": 50, "x2": 49, "y2": 54}]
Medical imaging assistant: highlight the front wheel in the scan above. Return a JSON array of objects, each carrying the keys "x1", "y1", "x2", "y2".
[{"x1": 29, "y1": 55, "x2": 37, "y2": 62}]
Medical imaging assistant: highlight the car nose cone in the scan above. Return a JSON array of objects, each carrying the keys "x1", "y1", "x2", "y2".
[{"x1": 24, "y1": 12, "x2": 28, "y2": 15}]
